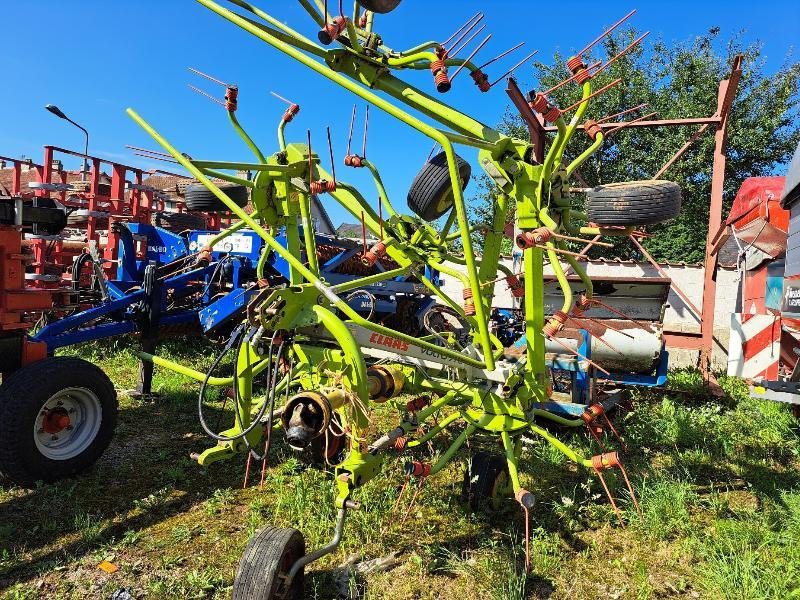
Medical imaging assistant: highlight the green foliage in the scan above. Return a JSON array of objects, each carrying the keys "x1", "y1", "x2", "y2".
[{"x1": 473, "y1": 28, "x2": 800, "y2": 262}]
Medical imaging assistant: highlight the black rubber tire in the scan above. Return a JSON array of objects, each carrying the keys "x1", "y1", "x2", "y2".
[
  {"x1": 152, "y1": 211, "x2": 208, "y2": 232},
  {"x1": 461, "y1": 451, "x2": 510, "y2": 511},
  {"x1": 586, "y1": 180, "x2": 681, "y2": 226},
  {"x1": 407, "y1": 150, "x2": 471, "y2": 221},
  {"x1": 0, "y1": 357, "x2": 118, "y2": 487},
  {"x1": 233, "y1": 527, "x2": 305, "y2": 600},
  {"x1": 184, "y1": 183, "x2": 248, "y2": 212},
  {"x1": 308, "y1": 414, "x2": 347, "y2": 466},
  {"x1": 358, "y1": 0, "x2": 401, "y2": 13}
]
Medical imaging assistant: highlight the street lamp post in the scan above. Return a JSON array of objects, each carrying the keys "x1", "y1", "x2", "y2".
[{"x1": 45, "y1": 104, "x2": 89, "y2": 182}]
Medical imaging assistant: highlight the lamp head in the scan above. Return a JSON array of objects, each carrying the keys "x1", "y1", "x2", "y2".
[{"x1": 45, "y1": 104, "x2": 68, "y2": 119}]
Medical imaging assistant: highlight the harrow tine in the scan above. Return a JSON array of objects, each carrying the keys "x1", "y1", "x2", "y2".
[
  {"x1": 541, "y1": 60, "x2": 602, "y2": 95},
  {"x1": 187, "y1": 84, "x2": 225, "y2": 107},
  {"x1": 561, "y1": 78, "x2": 622, "y2": 113},
  {"x1": 450, "y1": 23, "x2": 487, "y2": 59},
  {"x1": 593, "y1": 462, "x2": 625, "y2": 527},
  {"x1": 188, "y1": 66, "x2": 228, "y2": 87},
  {"x1": 440, "y1": 11, "x2": 482, "y2": 48},
  {"x1": 347, "y1": 105, "x2": 357, "y2": 156},
  {"x1": 597, "y1": 102, "x2": 648, "y2": 124},
  {"x1": 476, "y1": 41, "x2": 525, "y2": 71},
  {"x1": 326, "y1": 126, "x2": 337, "y2": 184},
  {"x1": 362, "y1": 105, "x2": 369, "y2": 158},
  {"x1": 397, "y1": 477, "x2": 426, "y2": 528},
  {"x1": 269, "y1": 90, "x2": 295, "y2": 105},
  {"x1": 244, "y1": 454, "x2": 253, "y2": 489},
  {"x1": 443, "y1": 12, "x2": 484, "y2": 56},
  {"x1": 450, "y1": 34, "x2": 493, "y2": 83},
  {"x1": 575, "y1": 9, "x2": 637, "y2": 57},
  {"x1": 604, "y1": 111, "x2": 657, "y2": 136},
  {"x1": 489, "y1": 51, "x2": 538, "y2": 88},
  {"x1": 592, "y1": 32, "x2": 650, "y2": 78}
]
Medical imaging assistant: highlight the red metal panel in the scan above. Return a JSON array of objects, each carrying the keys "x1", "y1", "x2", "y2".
[{"x1": 726, "y1": 176, "x2": 788, "y2": 231}]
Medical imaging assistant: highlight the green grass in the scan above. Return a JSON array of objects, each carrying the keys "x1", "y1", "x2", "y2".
[{"x1": 1, "y1": 351, "x2": 799, "y2": 598}]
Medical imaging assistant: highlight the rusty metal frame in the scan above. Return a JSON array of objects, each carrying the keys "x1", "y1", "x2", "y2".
[{"x1": 526, "y1": 55, "x2": 743, "y2": 377}]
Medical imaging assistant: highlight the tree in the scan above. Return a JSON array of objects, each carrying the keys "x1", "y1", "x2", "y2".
[{"x1": 470, "y1": 28, "x2": 800, "y2": 263}]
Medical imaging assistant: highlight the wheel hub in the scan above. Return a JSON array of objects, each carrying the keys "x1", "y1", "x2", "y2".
[
  {"x1": 34, "y1": 387, "x2": 102, "y2": 460},
  {"x1": 42, "y1": 408, "x2": 71, "y2": 435}
]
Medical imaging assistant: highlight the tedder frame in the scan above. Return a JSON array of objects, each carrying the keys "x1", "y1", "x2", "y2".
[{"x1": 122, "y1": 0, "x2": 684, "y2": 594}]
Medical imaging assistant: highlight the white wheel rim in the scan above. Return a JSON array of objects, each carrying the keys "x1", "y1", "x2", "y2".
[{"x1": 33, "y1": 387, "x2": 102, "y2": 460}]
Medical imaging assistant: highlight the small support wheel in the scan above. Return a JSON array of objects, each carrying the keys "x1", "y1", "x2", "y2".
[
  {"x1": 184, "y1": 182, "x2": 249, "y2": 212},
  {"x1": 233, "y1": 526, "x2": 305, "y2": 600},
  {"x1": 406, "y1": 150, "x2": 471, "y2": 221},
  {"x1": 358, "y1": 0, "x2": 402, "y2": 13},
  {"x1": 0, "y1": 357, "x2": 118, "y2": 487},
  {"x1": 462, "y1": 451, "x2": 511, "y2": 511},
  {"x1": 586, "y1": 180, "x2": 682, "y2": 226}
]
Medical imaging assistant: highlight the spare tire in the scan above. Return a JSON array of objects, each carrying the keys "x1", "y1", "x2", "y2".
[
  {"x1": 185, "y1": 183, "x2": 248, "y2": 213},
  {"x1": 358, "y1": 0, "x2": 402, "y2": 13},
  {"x1": 407, "y1": 150, "x2": 471, "y2": 221},
  {"x1": 586, "y1": 180, "x2": 681, "y2": 226},
  {"x1": 153, "y1": 211, "x2": 208, "y2": 232}
]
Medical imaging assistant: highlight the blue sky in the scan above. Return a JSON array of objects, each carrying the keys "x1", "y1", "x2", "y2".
[{"x1": 1, "y1": 1, "x2": 797, "y2": 226}]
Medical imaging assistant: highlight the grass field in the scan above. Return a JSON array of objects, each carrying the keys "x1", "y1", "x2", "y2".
[{"x1": 1, "y1": 339, "x2": 799, "y2": 599}]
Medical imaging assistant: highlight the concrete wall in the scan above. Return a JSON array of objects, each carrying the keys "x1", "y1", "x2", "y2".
[{"x1": 439, "y1": 258, "x2": 740, "y2": 370}]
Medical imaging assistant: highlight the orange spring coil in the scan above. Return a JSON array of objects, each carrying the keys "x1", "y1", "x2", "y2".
[
  {"x1": 462, "y1": 287, "x2": 476, "y2": 316},
  {"x1": 566, "y1": 55, "x2": 586, "y2": 73},
  {"x1": 394, "y1": 436, "x2": 408, "y2": 451},
  {"x1": 543, "y1": 105, "x2": 562, "y2": 123},
  {"x1": 434, "y1": 70, "x2": 451, "y2": 93},
  {"x1": 362, "y1": 240, "x2": 387, "y2": 266},
  {"x1": 344, "y1": 154, "x2": 364, "y2": 167},
  {"x1": 282, "y1": 104, "x2": 300, "y2": 123},
  {"x1": 542, "y1": 310, "x2": 568, "y2": 337},
  {"x1": 516, "y1": 228, "x2": 551, "y2": 249},
  {"x1": 310, "y1": 180, "x2": 337, "y2": 194},
  {"x1": 591, "y1": 451, "x2": 622, "y2": 471},
  {"x1": 572, "y1": 293, "x2": 593, "y2": 316},
  {"x1": 321, "y1": 16, "x2": 347, "y2": 43},
  {"x1": 574, "y1": 68, "x2": 592, "y2": 84},
  {"x1": 430, "y1": 59, "x2": 447, "y2": 75},
  {"x1": 581, "y1": 403, "x2": 605, "y2": 425},
  {"x1": 528, "y1": 92, "x2": 548, "y2": 113},
  {"x1": 406, "y1": 461, "x2": 431, "y2": 478},
  {"x1": 406, "y1": 395, "x2": 430, "y2": 412},
  {"x1": 225, "y1": 86, "x2": 239, "y2": 112},
  {"x1": 471, "y1": 70, "x2": 491, "y2": 92},
  {"x1": 584, "y1": 119, "x2": 602, "y2": 140},
  {"x1": 506, "y1": 274, "x2": 524, "y2": 298}
]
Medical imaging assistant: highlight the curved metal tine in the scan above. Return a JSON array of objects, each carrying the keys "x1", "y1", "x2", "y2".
[
  {"x1": 575, "y1": 9, "x2": 636, "y2": 57},
  {"x1": 597, "y1": 103, "x2": 647, "y2": 124},
  {"x1": 450, "y1": 24, "x2": 486, "y2": 59},
  {"x1": 561, "y1": 78, "x2": 622, "y2": 113},
  {"x1": 270, "y1": 90, "x2": 296, "y2": 106},
  {"x1": 188, "y1": 66, "x2": 228, "y2": 87},
  {"x1": 592, "y1": 32, "x2": 650, "y2": 77},
  {"x1": 441, "y1": 11, "x2": 483, "y2": 49},
  {"x1": 326, "y1": 126, "x2": 337, "y2": 183},
  {"x1": 605, "y1": 111, "x2": 657, "y2": 136},
  {"x1": 362, "y1": 105, "x2": 369, "y2": 158},
  {"x1": 347, "y1": 105, "x2": 357, "y2": 155},
  {"x1": 541, "y1": 60, "x2": 602, "y2": 95},
  {"x1": 489, "y1": 51, "x2": 538, "y2": 88},
  {"x1": 450, "y1": 34, "x2": 492, "y2": 83},
  {"x1": 477, "y1": 41, "x2": 524, "y2": 72},
  {"x1": 187, "y1": 84, "x2": 226, "y2": 107},
  {"x1": 446, "y1": 14, "x2": 485, "y2": 57}
]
